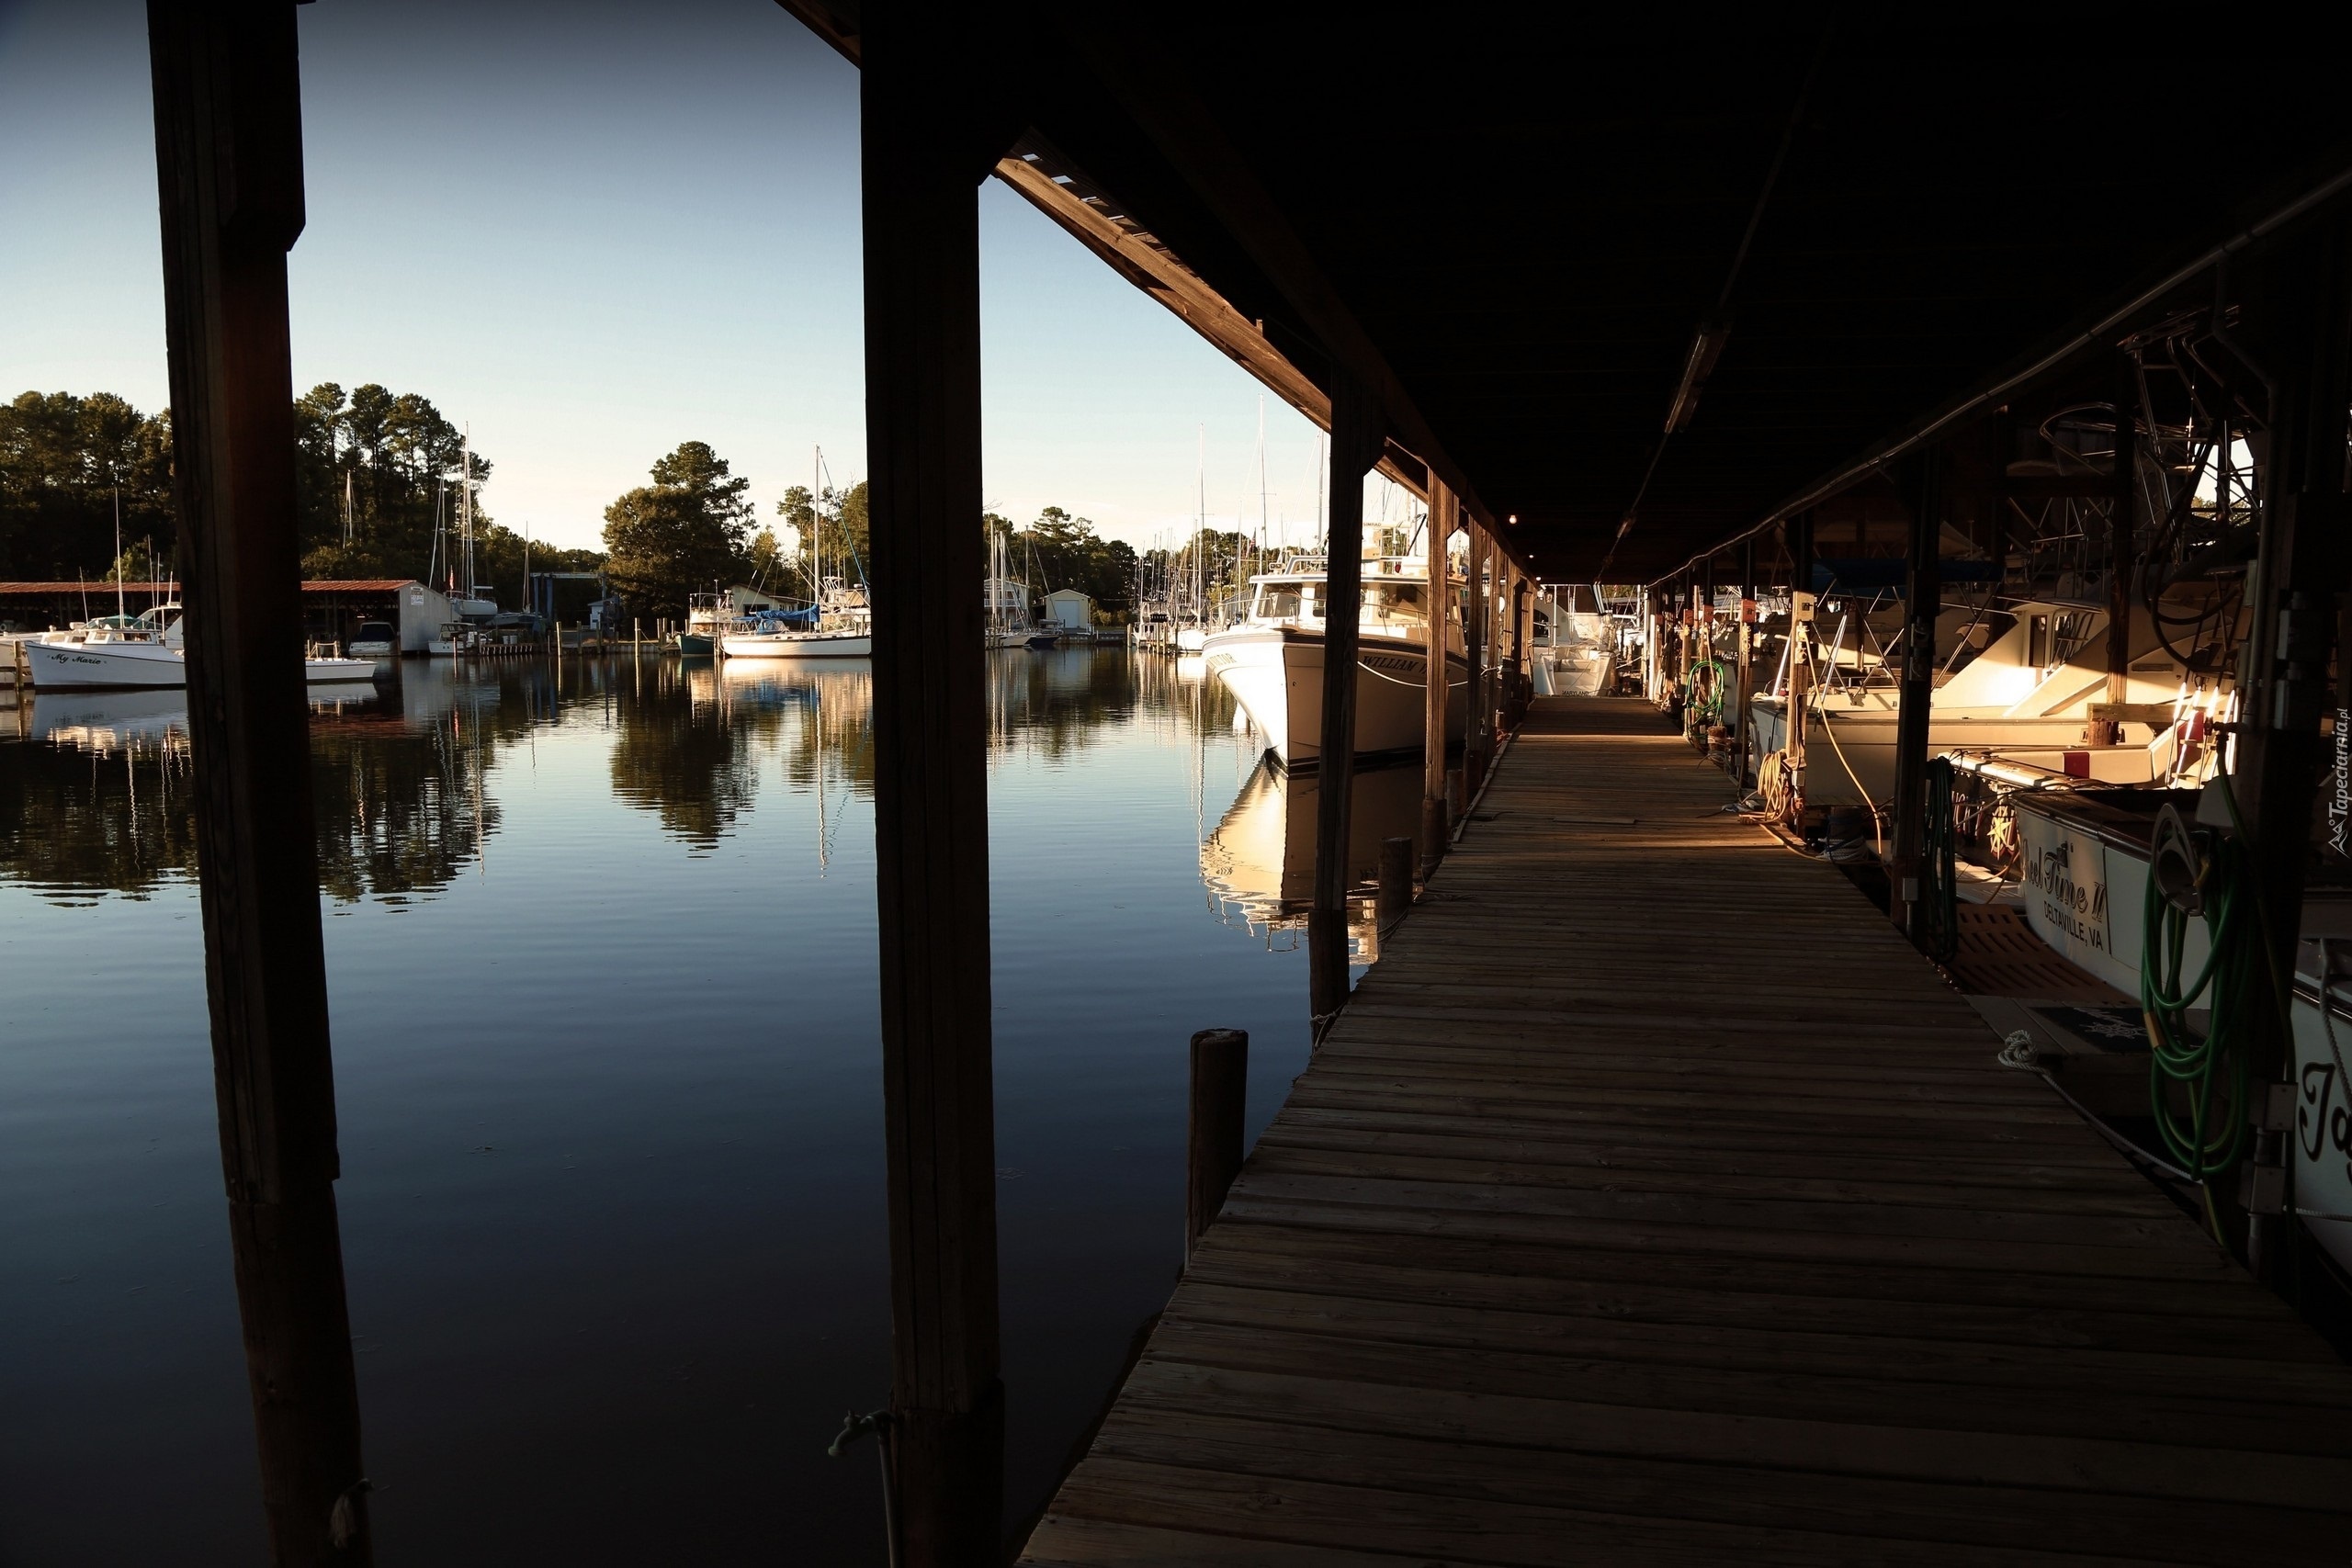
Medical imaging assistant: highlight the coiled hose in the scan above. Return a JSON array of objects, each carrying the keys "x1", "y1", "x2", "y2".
[
  {"x1": 1916, "y1": 757, "x2": 1960, "y2": 964},
  {"x1": 1686, "y1": 656, "x2": 1725, "y2": 728},
  {"x1": 2140, "y1": 787, "x2": 2275, "y2": 1241}
]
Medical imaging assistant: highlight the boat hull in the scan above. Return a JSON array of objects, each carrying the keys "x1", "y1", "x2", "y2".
[
  {"x1": 26, "y1": 640, "x2": 378, "y2": 690},
  {"x1": 719, "y1": 632, "x2": 874, "y2": 659},
  {"x1": 1204, "y1": 625, "x2": 1466, "y2": 768},
  {"x1": 1747, "y1": 696, "x2": 2165, "y2": 806}
]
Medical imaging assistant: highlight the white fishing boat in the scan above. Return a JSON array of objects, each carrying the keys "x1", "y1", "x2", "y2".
[
  {"x1": 22, "y1": 605, "x2": 375, "y2": 690},
  {"x1": 1203, "y1": 552, "x2": 1466, "y2": 769}
]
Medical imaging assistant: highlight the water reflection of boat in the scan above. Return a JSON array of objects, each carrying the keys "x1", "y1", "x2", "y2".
[
  {"x1": 28, "y1": 682, "x2": 385, "y2": 750},
  {"x1": 1201, "y1": 755, "x2": 1422, "y2": 958},
  {"x1": 31, "y1": 687, "x2": 195, "y2": 750}
]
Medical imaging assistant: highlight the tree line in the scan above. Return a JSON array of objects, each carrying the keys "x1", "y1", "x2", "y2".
[
  {"x1": 0, "y1": 385, "x2": 603, "y2": 597},
  {"x1": 601, "y1": 438, "x2": 1136, "y2": 621}
]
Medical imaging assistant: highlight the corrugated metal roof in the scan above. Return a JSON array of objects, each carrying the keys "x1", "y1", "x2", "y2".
[{"x1": 0, "y1": 579, "x2": 420, "y2": 595}]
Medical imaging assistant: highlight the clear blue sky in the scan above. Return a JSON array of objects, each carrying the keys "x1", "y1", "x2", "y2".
[{"x1": 0, "y1": 0, "x2": 1406, "y2": 558}]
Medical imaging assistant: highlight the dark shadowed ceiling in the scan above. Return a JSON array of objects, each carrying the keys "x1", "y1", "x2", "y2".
[{"x1": 788, "y1": 4, "x2": 2352, "y2": 581}]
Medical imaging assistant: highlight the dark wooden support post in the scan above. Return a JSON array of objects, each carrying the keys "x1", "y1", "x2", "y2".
[
  {"x1": 2096, "y1": 355, "x2": 2139, "y2": 745},
  {"x1": 1784, "y1": 513, "x2": 1815, "y2": 811},
  {"x1": 1377, "y1": 837, "x2": 1413, "y2": 931},
  {"x1": 1698, "y1": 560, "x2": 1718, "y2": 740},
  {"x1": 147, "y1": 7, "x2": 371, "y2": 1562},
  {"x1": 1889, "y1": 454, "x2": 1944, "y2": 938},
  {"x1": 1463, "y1": 523, "x2": 1488, "y2": 789},
  {"x1": 1735, "y1": 538, "x2": 1758, "y2": 784},
  {"x1": 1509, "y1": 573, "x2": 1531, "y2": 727},
  {"x1": 2231, "y1": 206, "x2": 2352, "y2": 1279},
  {"x1": 861, "y1": 6, "x2": 1007, "y2": 1554},
  {"x1": 1185, "y1": 1029, "x2": 1249, "y2": 1265},
  {"x1": 1420, "y1": 477, "x2": 1452, "y2": 875},
  {"x1": 1308, "y1": 374, "x2": 1385, "y2": 1032}
]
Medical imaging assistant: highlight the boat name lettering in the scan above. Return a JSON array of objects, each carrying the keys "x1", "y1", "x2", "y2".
[
  {"x1": 2023, "y1": 839, "x2": 2109, "y2": 953},
  {"x1": 2299, "y1": 1059, "x2": 2352, "y2": 1185}
]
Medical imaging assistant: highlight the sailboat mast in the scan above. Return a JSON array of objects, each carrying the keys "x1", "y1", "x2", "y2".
[
  {"x1": 114, "y1": 486, "x2": 126, "y2": 621},
  {"x1": 459, "y1": 426, "x2": 476, "y2": 597},
  {"x1": 1257, "y1": 393, "x2": 1267, "y2": 570}
]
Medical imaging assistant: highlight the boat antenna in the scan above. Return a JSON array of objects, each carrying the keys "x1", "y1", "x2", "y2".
[{"x1": 114, "y1": 485, "x2": 127, "y2": 621}]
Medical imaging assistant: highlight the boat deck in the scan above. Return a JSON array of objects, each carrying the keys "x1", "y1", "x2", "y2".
[{"x1": 1019, "y1": 695, "x2": 2352, "y2": 1566}]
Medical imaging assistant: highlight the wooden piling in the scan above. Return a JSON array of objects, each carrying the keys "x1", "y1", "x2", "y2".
[
  {"x1": 1184, "y1": 1028, "x2": 1248, "y2": 1265},
  {"x1": 1307, "y1": 373, "x2": 1385, "y2": 1031},
  {"x1": 1889, "y1": 450, "x2": 1943, "y2": 938},
  {"x1": 2229, "y1": 204, "x2": 2352, "y2": 1278},
  {"x1": 1463, "y1": 524, "x2": 1487, "y2": 780},
  {"x1": 1376, "y1": 837, "x2": 1412, "y2": 931},
  {"x1": 146, "y1": 4, "x2": 371, "y2": 1561},
  {"x1": 2097, "y1": 349, "x2": 2137, "y2": 746},
  {"x1": 861, "y1": 6, "x2": 1006, "y2": 1557},
  {"x1": 1734, "y1": 537, "x2": 1756, "y2": 784},
  {"x1": 1419, "y1": 477, "x2": 1451, "y2": 877}
]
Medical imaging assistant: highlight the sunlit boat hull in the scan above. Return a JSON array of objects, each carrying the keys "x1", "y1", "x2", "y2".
[
  {"x1": 719, "y1": 631, "x2": 874, "y2": 659},
  {"x1": 25, "y1": 640, "x2": 376, "y2": 690},
  {"x1": 1204, "y1": 625, "x2": 1465, "y2": 769}
]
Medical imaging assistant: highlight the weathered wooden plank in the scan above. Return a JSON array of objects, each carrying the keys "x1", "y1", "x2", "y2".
[
  {"x1": 1014, "y1": 698, "x2": 2352, "y2": 1565},
  {"x1": 1159, "y1": 1280, "x2": 2352, "y2": 1407},
  {"x1": 1084, "y1": 1407, "x2": 2341, "y2": 1567}
]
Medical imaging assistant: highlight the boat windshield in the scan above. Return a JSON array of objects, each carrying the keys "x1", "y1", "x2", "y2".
[
  {"x1": 1250, "y1": 578, "x2": 1430, "y2": 627},
  {"x1": 1365, "y1": 582, "x2": 1429, "y2": 626},
  {"x1": 1254, "y1": 583, "x2": 1303, "y2": 620}
]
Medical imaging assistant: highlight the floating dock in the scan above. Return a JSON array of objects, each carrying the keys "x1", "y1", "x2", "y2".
[{"x1": 1022, "y1": 695, "x2": 2352, "y2": 1566}]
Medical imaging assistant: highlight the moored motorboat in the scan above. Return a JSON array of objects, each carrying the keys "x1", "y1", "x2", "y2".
[
  {"x1": 22, "y1": 605, "x2": 375, "y2": 689},
  {"x1": 1203, "y1": 552, "x2": 1466, "y2": 769}
]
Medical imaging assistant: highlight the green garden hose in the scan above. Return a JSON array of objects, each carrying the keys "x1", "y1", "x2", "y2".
[
  {"x1": 1917, "y1": 758, "x2": 1960, "y2": 964},
  {"x1": 2140, "y1": 782, "x2": 2278, "y2": 1242},
  {"x1": 1686, "y1": 656, "x2": 1726, "y2": 728}
]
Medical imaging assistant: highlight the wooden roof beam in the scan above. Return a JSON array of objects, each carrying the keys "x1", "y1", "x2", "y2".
[{"x1": 1044, "y1": 17, "x2": 1502, "y2": 544}]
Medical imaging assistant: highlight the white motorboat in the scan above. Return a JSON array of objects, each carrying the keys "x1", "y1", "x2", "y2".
[
  {"x1": 1747, "y1": 599, "x2": 2211, "y2": 807},
  {"x1": 1203, "y1": 552, "x2": 1466, "y2": 769},
  {"x1": 347, "y1": 619, "x2": 397, "y2": 658},
  {"x1": 22, "y1": 605, "x2": 376, "y2": 690}
]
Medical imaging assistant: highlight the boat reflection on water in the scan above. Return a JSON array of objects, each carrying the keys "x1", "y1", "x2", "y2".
[{"x1": 1201, "y1": 754, "x2": 1425, "y2": 962}]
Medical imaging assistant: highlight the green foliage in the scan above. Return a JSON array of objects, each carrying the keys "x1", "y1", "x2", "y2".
[
  {"x1": 295, "y1": 380, "x2": 493, "y2": 583},
  {"x1": 0, "y1": 390, "x2": 174, "y2": 579},
  {"x1": 981, "y1": 504, "x2": 1138, "y2": 611},
  {"x1": 1, "y1": 383, "x2": 611, "y2": 600},
  {"x1": 775, "y1": 479, "x2": 870, "y2": 593},
  {"x1": 1141, "y1": 527, "x2": 1257, "y2": 601},
  {"x1": 604, "y1": 441, "x2": 754, "y2": 618}
]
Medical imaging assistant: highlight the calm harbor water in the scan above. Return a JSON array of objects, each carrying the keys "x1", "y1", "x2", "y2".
[{"x1": 0, "y1": 649, "x2": 1418, "y2": 1564}]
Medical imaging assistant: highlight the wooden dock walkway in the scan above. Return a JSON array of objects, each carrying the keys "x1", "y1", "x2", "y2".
[{"x1": 1021, "y1": 695, "x2": 2352, "y2": 1566}]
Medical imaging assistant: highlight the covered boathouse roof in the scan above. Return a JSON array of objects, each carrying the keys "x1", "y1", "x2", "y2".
[{"x1": 782, "y1": 4, "x2": 2352, "y2": 583}]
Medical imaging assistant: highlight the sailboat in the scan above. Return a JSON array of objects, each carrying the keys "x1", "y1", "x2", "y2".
[{"x1": 721, "y1": 447, "x2": 873, "y2": 659}]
